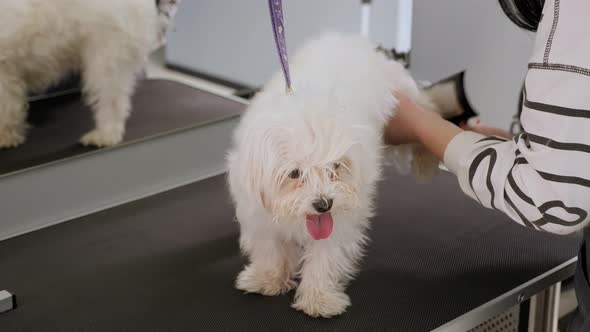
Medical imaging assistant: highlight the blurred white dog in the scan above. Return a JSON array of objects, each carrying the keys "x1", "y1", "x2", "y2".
[
  {"x1": 0, "y1": 0, "x2": 179, "y2": 148},
  {"x1": 227, "y1": 33, "x2": 439, "y2": 318}
]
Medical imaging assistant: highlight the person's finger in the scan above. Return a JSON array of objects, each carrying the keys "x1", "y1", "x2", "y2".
[
  {"x1": 466, "y1": 117, "x2": 482, "y2": 127},
  {"x1": 462, "y1": 118, "x2": 513, "y2": 139}
]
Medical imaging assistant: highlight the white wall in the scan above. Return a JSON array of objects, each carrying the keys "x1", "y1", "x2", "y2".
[
  {"x1": 411, "y1": 0, "x2": 535, "y2": 128},
  {"x1": 166, "y1": 0, "x2": 403, "y2": 87}
]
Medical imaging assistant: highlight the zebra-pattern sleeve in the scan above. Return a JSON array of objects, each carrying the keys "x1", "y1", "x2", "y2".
[{"x1": 443, "y1": 0, "x2": 590, "y2": 235}]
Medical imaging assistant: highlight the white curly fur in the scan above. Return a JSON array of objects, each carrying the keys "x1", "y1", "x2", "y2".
[
  {"x1": 0, "y1": 0, "x2": 179, "y2": 148},
  {"x1": 227, "y1": 33, "x2": 439, "y2": 318}
]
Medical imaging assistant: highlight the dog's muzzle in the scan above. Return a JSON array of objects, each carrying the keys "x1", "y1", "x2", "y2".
[{"x1": 312, "y1": 197, "x2": 333, "y2": 213}]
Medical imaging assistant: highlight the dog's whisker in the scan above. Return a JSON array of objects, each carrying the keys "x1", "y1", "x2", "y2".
[{"x1": 340, "y1": 162, "x2": 353, "y2": 174}]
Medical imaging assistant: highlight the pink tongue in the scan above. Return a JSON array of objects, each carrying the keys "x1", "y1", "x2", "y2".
[{"x1": 306, "y1": 213, "x2": 334, "y2": 240}]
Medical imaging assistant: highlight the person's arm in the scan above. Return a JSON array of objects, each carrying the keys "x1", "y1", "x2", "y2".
[
  {"x1": 387, "y1": 92, "x2": 590, "y2": 235},
  {"x1": 385, "y1": 96, "x2": 513, "y2": 157},
  {"x1": 387, "y1": 0, "x2": 590, "y2": 235}
]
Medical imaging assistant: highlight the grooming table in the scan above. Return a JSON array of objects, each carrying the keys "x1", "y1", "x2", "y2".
[
  {"x1": 0, "y1": 166, "x2": 580, "y2": 331},
  {"x1": 0, "y1": 79, "x2": 244, "y2": 242},
  {"x1": 1, "y1": 79, "x2": 241, "y2": 176}
]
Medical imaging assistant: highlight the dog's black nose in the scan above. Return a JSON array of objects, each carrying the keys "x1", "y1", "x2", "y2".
[{"x1": 312, "y1": 198, "x2": 333, "y2": 213}]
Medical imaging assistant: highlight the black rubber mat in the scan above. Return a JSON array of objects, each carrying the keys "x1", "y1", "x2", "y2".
[
  {"x1": 0, "y1": 167, "x2": 581, "y2": 331},
  {"x1": 0, "y1": 79, "x2": 244, "y2": 175}
]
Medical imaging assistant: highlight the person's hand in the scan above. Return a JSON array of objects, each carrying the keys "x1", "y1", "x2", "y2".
[{"x1": 385, "y1": 92, "x2": 463, "y2": 160}]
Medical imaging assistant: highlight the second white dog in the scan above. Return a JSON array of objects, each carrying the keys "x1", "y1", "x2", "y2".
[
  {"x1": 0, "y1": 0, "x2": 179, "y2": 148},
  {"x1": 227, "y1": 33, "x2": 438, "y2": 318}
]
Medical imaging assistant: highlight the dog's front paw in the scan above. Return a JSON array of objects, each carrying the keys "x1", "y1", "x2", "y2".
[
  {"x1": 236, "y1": 265, "x2": 297, "y2": 296},
  {"x1": 0, "y1": 126, "x2": 27, "y2": 149},
  {"x1": 292, "y1": 288, "x2": 350, "y2": 318},
  {"x1": 80, "y1": 128, "x2": 124, "y2": 148}
]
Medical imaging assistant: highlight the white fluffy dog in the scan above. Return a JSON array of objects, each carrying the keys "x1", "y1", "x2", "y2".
[
  {"x1": 0, "y1": 0, "x2": 179, "y2": 148},
  {"x1": 227, "y1": 33, "x2": 439, "y2": 318}
]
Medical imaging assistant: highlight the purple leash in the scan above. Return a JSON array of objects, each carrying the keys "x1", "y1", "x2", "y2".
[{"x1": 268, "y1": 0, "x2": 293, "y2": 93}]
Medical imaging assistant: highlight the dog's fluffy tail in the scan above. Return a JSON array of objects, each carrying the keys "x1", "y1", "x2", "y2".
[
  {"x1": 384, "y1": 144, "x2": 440, "y2": 180},
  {"x1": 384, "y1": 90, "x2": 441, "y2": 180}
]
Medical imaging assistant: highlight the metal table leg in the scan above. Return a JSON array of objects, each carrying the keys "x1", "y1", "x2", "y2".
[{"x1": 529, "y1": 283, "x2": 561, "y2": 332}]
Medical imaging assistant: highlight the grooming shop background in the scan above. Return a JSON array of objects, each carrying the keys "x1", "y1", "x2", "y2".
[{"x1": 166, "y1": 0, "x2": 534, "y2": 129}]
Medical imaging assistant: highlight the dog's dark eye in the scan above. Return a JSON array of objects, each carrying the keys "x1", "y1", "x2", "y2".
[
  {"x1": 333, "y1": 163, "x2": 341, "y2": 170},
  {"x1": 289, "y1": 169, "x2": 301, "y2": 179}
]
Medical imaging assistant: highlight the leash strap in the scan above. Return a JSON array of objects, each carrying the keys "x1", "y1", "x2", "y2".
[{"x1": 268, "y1": 0, "x2": 293, "y2": 93}]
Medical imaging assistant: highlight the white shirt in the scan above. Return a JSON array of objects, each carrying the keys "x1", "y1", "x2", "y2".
[{"x1": 444, "y1": 0, "x2": 590, "y2": 235}]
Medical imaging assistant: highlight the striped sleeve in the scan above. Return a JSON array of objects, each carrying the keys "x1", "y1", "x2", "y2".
[{"x1": 443, "y1": 0, "x2": 590, "y2": 235}]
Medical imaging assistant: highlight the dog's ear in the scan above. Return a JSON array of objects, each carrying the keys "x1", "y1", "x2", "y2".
[{"x1": 227, "y1": 131, "x2": 272, "y2": 210}]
